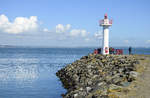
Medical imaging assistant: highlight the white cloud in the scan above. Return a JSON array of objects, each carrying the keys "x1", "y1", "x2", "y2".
[
  {"x1": 55, "y1": 24, "x2": 89, "y2": 37},
  {"x1": 0, "y1": 14, "x2": 91, "y2": 43},
  {"x1": 42, "y1": 24, "x2": 90, "y2": 40},
  {"x1": 85, "y1": 38, "x2": 90, "y2": 42},
  {"x1": 0, "y1": 14, "x2": 38, "y2": 34},
  {"x1": 43, "y1": 28, "x2": 49, "y2": 32},
  {"x1": 70, "y1": 29, "x2": 89, "y2": 37},
  {"x1": 146, "y1": 40, "x2": 150, "y2": 44},
  {"x1": 70, "y1": 29, "x2": 81, "y2": 36},
  {"x1": 0, "y1": 14, "x2": 89, "y2": 38},
  {"x1": 55, "y1": 24, "x2": 71, "y2": 33},
  {"x1": 94, "y1": 31, "x2": 102, "y2": 39},
  {"x1": 56, "y1": 24, "x2": 65, "y2": 33},
  {"x1": 66, "y1": 24, "x2": 71, "y2": 30},
  {"x1": 124, "y1": 40, "x2": 129, "y2": 43},
  {"x1": 0, "y1": 14, "x2": 102, "y2": 47},
  {"x1": 81, "y1": 30, "x2": 89, "y2": 37}
]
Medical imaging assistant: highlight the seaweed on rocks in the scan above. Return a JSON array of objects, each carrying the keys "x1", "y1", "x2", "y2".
[{"x1": 56, "y1": 54, "x2": 140, "y2": 98}]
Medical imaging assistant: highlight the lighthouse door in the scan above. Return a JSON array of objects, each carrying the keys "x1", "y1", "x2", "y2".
[{"x1": 105, "y1": 47, "x2": 108, "y2": 53}]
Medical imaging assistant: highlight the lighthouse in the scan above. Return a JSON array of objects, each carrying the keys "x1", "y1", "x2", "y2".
[{"x1": 100, "y1": 14, "x2": 112, "y2": 55}]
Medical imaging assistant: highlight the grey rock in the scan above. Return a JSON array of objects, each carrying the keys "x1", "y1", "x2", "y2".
[
  {"x1": 56, "y1": 54, "x2": 139, "y2": 98},
  {"x1": 130, "y1": 71, "x2": 138, "y2": 79},
  {"x1": 86, "y1": 87, "x2": 92, "y2": 93},
  {"x1": 74, "y1": 93, "x2": 78, "y2": 98}
]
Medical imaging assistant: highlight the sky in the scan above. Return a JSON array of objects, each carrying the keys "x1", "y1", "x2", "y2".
[{"x1": 0, "y1": 0, "x2": 150, "y2": 47}]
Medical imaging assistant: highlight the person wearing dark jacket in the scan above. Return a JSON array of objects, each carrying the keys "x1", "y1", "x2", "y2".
[
  {"x1": 129, "y1": 47, "x2": 132, "y2": 55},
  {"x1": 98, "y1": 48, "x2": 101, "y2": 54},
  {"x1": 109, "y1": 47, "x2": 112, "y2": 54}
]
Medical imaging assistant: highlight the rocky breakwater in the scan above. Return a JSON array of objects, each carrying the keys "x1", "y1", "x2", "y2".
[{"x1": 56, "y1": 54, "x2": 141, "y2": 98}]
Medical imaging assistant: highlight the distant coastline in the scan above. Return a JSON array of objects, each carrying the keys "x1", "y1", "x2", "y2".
[
  {"x1": 0, "y1": 45, "x2": 150, "y2": 49},
  {"x1": 0, "y1": 45, "x2": 19, "y2": 48}
]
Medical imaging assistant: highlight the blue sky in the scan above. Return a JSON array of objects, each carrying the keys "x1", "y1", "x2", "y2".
[{"x1": 0, "y1": 0, "x2": 150, "y2": 47}]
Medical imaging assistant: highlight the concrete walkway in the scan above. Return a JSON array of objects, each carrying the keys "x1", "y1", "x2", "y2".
[
  {"x1": 133, "y1": 55, "x2": 150, "y2": 98},
  {"x1": 118, "y1": 55, "x2": 150, "y2": 98}
]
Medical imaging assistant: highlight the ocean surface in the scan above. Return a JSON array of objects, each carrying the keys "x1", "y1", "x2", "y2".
[{"x1": 0, "y1": 47, "x2": 149, "y2": 98}]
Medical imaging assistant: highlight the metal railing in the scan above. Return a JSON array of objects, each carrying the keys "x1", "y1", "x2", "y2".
[{"x1": 99, "y1": 19, "x2": 113, "y2": 25}]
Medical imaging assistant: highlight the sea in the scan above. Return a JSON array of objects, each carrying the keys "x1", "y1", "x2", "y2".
[{"x1": 0, "y1": 47, "x2": 149, "y2": 98}]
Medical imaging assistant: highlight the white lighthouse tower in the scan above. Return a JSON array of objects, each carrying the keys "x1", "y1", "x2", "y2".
[{"x1": 100, "y1": 14, "x2": 112, "y2": 55}]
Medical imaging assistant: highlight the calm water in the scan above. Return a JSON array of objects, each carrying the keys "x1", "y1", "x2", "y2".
[{"x1": 0, "y1": 47, "x2": 149, "y2": 98}]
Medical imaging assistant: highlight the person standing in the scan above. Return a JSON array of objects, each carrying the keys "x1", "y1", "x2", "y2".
[
  {"x1": 129, "y1": 47, "x2": 132, "y2": 55},
  {"x1": 109, "y1": 47, "x2": 112, "y2": 54},
  {"x1": 112, "y1": 48, "x2": 115, "y2": 54},
  {"x1": 98, "y1": 48, "x2": 101, "y2": 54}
]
